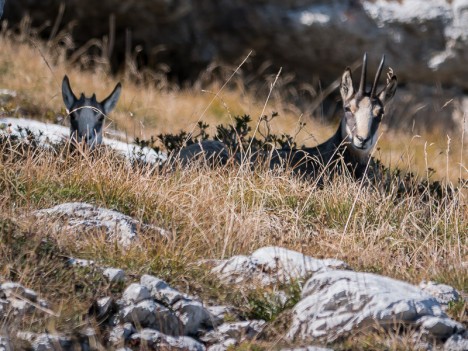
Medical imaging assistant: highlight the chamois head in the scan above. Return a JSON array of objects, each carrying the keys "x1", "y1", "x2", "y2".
[
  {"x1": 340, "y1": 53, "x2": 397, "y2": 154},
  {"x1": 62, "y1": 76, "x2": 121, "y2": 148}
]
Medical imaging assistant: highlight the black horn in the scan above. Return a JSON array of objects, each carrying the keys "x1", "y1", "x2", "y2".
[
  {"x1": 371, "y1": 55, "x2": 385, "y2": 98},
  {"x1": 358, "y1": 52, "x2": 367, "y2": 95}
]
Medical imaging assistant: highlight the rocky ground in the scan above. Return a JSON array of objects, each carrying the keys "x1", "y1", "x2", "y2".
[{"x1": 0, "y1": 210, "x2": 466, "y2": 350}]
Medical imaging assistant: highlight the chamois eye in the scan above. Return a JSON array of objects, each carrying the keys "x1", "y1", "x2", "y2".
[
  {"x1": 344, "y1": 106, "x2": 352, "y2": 113},
  {"x1": 373, "y1": 107, "x2": 383, "y2": 117}
]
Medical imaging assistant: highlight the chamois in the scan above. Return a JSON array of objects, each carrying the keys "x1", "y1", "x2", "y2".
[
  {"x1": 179, "y1": 53, "x2": 397, "y2": 178},
  {"x1": 62, "y1": 76, "x2": 122, "y2": 148}
]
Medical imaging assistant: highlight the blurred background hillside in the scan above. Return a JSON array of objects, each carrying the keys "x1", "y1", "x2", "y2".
[{"x1": 1, "y1": 0, "x2": 467, "y2": 180}]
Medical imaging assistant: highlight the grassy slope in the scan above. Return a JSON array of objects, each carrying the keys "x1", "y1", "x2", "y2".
[{"x1": 0, "y1": 32, "x2": 466, "y2": 349}]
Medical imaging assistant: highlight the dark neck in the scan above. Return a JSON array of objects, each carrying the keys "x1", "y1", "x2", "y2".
[{"x1": 303, "y1": 118, "x2": 371, "y2": 176}]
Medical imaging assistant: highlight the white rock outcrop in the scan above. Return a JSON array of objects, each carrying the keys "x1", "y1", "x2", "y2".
[
  {"x1": 34, "y1": 202, "x2": 168, "y2": 247},
  {"x1": 0, "y1": 117, "x2": 166, "y2": 164},
  {"x1": 287, "y1": 270, "x2": 465, "y2": 343},
  {"x1": 211, "y1": 246, "x2": 348, "y2": 286}
]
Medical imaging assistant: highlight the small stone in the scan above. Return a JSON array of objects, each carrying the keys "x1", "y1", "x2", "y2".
[
  {"x1": 205, "y1": 305, "x2": 233, "y2": 326},
  {"x1": 9, "y1": 298, "x2": 34, "y2": 316},
  {"x1": 23, "y1": 288, "x2": 38, "y2": 302},
  {"x1": 201, "y1": 320, "x2": 265, "y2": 344},
  {"x1": 140, "y1": 274, "x2": 187, "y2": 305},
  {"x1": 67, "y1": 258, "x2": 96, "y2": 267},
  {"x1": 103, "y1": 268, "x2": 126, "y2": 283},
  {"x1": 206, "y1": 338, "x2": 237, "y2": 351},
  {"x1": 417, "y1": 316, "x2": 465, "y2": 340},
  {"x1": 93, "y1": 297, "x2": 114, "y2": 320},
  {"x1": 173, "y1": 298, "x2": 214, "y2": 335},
  {"x1": 0, "y1": 282, "x2": 25, "y2": 299},
  {"x1": 130, "y1": 329, "x2": 205, "y2": 351},
  {"x1": 122, "y1": 283, "x2": 151, "y2": 305},
  {"x1": 280, "y1": 347, "x2": 334, "y2": 351},
  {"x1": 444, "y1": 333, "x2": 468, "y2": 351},
  {"x1": 109, "y1": 323, "x2": 135, "y2": 346},
  {"x1": 120, "y1": 300, "x2": 180, "y2": 334},
  {"x1": 0, "y1": 336, "x2": 12, "y2": 351}
]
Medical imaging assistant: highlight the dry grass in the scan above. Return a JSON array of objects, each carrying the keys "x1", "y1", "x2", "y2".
[
  {"x1": 0, "y1": 26, "x2": 466, "y2": 181},
  {"x1": 0, "y1": 141, "x2": 466, "y2": 348},
  {"x1": 0, "y1": 26, "x2": 466, "y2": 350}
]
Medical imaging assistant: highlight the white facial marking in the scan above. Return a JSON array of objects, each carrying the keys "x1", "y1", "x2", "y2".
[{"x1": 354, "y1": 98, "x2": 372, "y2": 142}]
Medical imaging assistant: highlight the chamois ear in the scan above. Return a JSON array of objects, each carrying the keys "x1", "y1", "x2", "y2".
[
  {"x1": 340, "y1": 68, "x2": 354, "y2": 103},
  {"x1": 378, "y1": 75, "x2": 397, "y2": 104},
  {"x1": 101, "y1": 82, "x2": 122, "y2": 115},
  {"x1": 62, "y1": 75, "x2": 77, "y2": 111}
]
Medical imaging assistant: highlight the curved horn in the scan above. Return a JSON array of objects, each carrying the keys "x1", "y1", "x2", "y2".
[
  {"x1": 371, "y1": 55, "x2": 385, "y2": 98},
  {"x1": 358, "y1": 52, "x2": 367, "y2": 95}
]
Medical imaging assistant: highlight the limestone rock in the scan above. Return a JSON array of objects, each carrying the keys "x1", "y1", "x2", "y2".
[
  {"x1": 120, "y1": 300, "x2": 180, "y2": 335},
  {"x1": 0, "y1": 336, "x2": 11, "y2": 351},
  {"x1": 109, "y1": 323, "x2": 135, "y2": 347},
  {"x1": 201, "y1": 320, "x2": 265, "y2": 346},
  {"x1": 417, "y1": 316, "x2": 464, "y2": 340},
  {"x1": 444, "y1": 332, "x2": 468, "y2": 351},
  {"x1": 0, "y1": 118, "x2": 167, "y2": 165},
  {"x1": 287, "y1": 270, "x2": 464, "y2": 343},
  {"x1": 103, "y1": 268, "x2": 126, "y2": 283},
  {"x1": 211, "y1": 246, "x2": 348, "y2": 286},
  {"x1": 140, "y1": 275, "x2": 216, "y2": 335},
  {"x1": 280, "y1": 347, "x2": 334, "y2": 351},
  {"x1": 129, "y1": 329, "x2": 205, "y2": 351},
  {"x1": 0, "y1": 282, "x2": 47, "y2": 319},
  {"x1": 16, "y1": 332, "x2": 72, "y2": 351},
  {"x1": 140, "y1": 274, "x2": 187, "y2": 305},
  {"x1": 419, "y1": 280, "x2": 462, "y2": 311},
  {"x1": 173, "y1": 298, "x2": 215, "y2": 336},
  {"x1": 34, "y1": 202, "x2": 167, "y2": 246},
  {"x1": 122, "y1": 284, "x2": 151, "y2": 305}
]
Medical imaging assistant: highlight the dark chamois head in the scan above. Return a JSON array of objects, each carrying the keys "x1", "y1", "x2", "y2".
[
  {"x1": 62, "y1": 75, "x2": 122, "y2": 148},
  {"x1": 340, "y1": 53, "x2": 397, "y2": 154}
]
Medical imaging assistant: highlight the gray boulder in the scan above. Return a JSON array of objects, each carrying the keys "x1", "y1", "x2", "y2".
[
  {"x1": 129, "y1": 329, "x2": 205, "y2": 351},
  {"x1": 140, "y1": 274, "x2": 216, "y2": 335},
  {"x1": 210, "y1": 246, "x2": 348, "y2": 286},
  {"x1": 119, "y1": 299, "x2": 180, "y2": 334},
  {"x1": 34, "y1": 202, "x2": 168, "y2": 247},
  {"x1": 287, "y1": 270, "x2": 465, "y2": 343}
]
